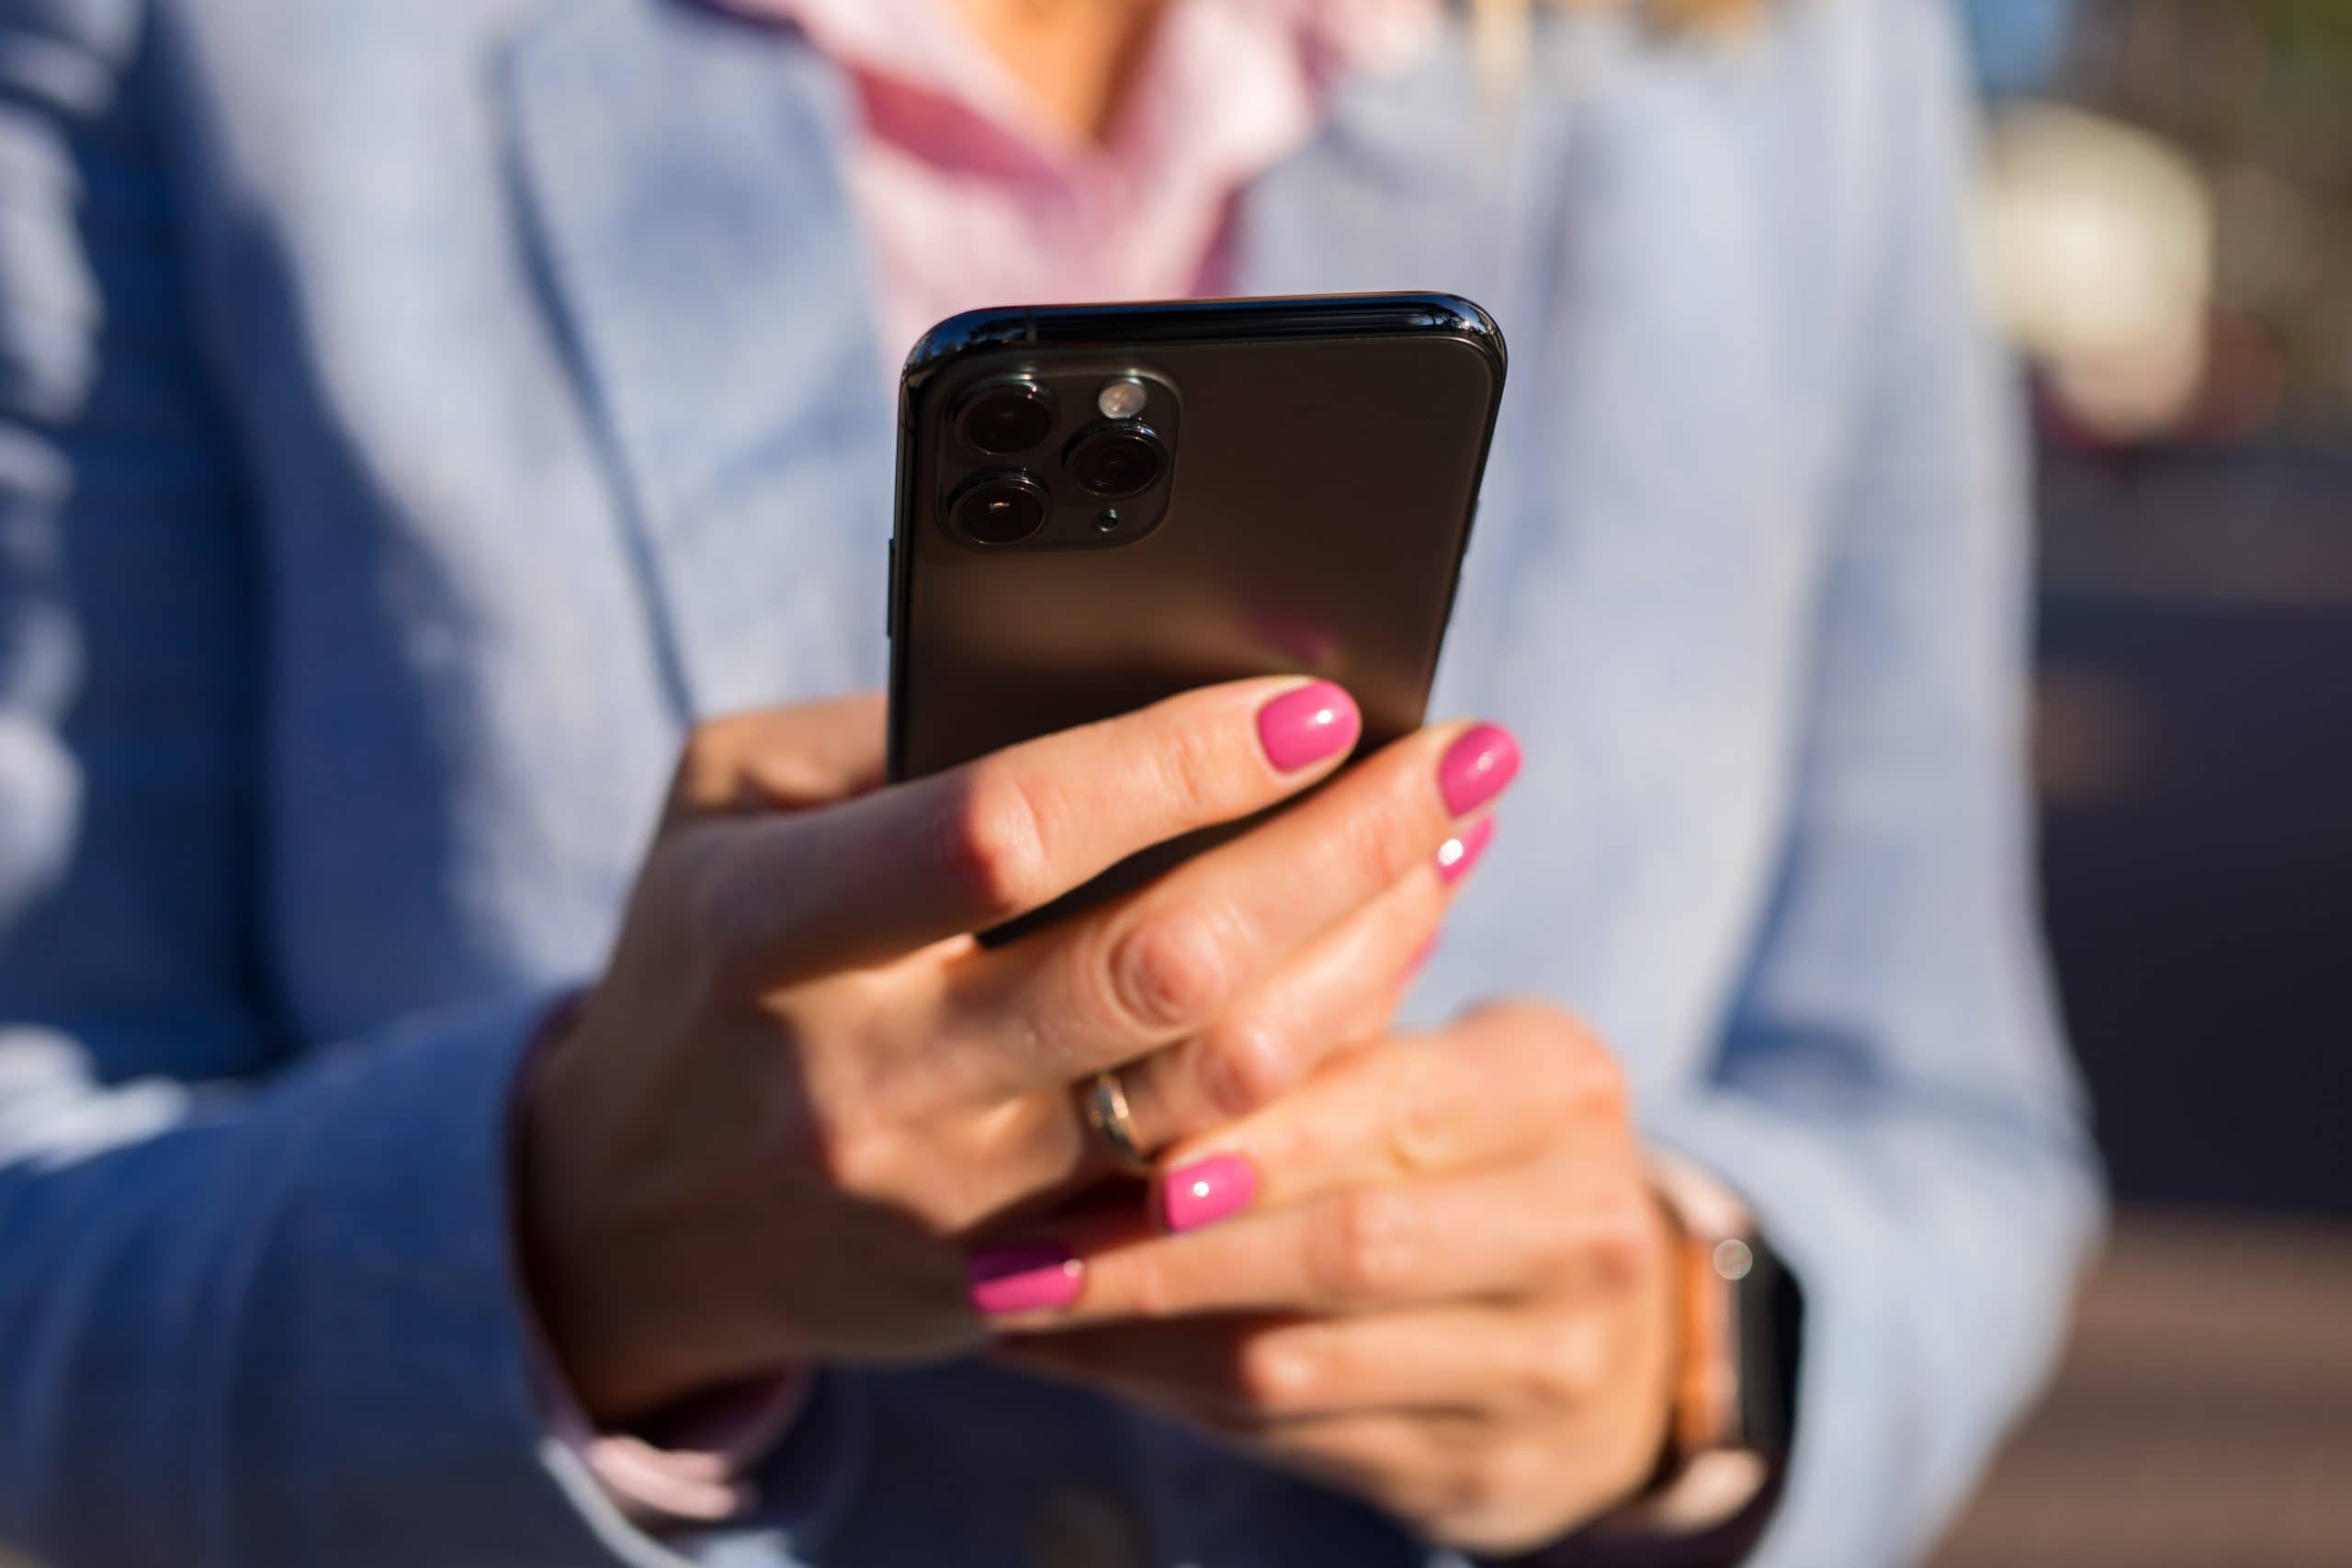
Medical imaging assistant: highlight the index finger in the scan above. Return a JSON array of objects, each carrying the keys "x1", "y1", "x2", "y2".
[
  {"x1": 943, "y1": 716, "x2": 1520, "y2": 1100},
  {"x1": 705, "y1": 678, "x2": 1363, "y2": 985}
]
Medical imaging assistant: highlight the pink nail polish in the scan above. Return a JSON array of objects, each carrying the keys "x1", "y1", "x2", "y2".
[
  {"x1": 1439, "y1": 724, "x2": 1521, "y2": 818},
  {"x1": 1159, "y1": 1155, "x2": 1258, "y2": 1234},
  {"x1": 1436, "y1": 815, "x2": 1497, "y2": 886},
  {"x1": 967, "y1": 1242, "x2": 1082, "y2": 1315},
  {"x1": 1258, "y1": 682, "x2": 1362, "y2": 774}
]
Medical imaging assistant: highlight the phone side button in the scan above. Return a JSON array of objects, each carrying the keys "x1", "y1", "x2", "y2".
[{"x1": 886, "y1": 540, "x2": 897, "y2": 639}]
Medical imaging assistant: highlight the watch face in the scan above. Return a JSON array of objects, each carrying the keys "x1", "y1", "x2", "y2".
[{"x1": 1736, "y1": 1235, "x2": 1804, "y2": 1457}]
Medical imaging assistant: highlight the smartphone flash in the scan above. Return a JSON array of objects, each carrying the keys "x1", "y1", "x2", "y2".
[{"x1": 1097, "y1": 380, "x2": 1148, "y2": 420}]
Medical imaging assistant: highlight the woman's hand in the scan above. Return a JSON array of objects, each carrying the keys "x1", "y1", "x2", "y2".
[
  {"x1": 516, "y1": 680, "x2": 1520, "y2": 1425},
  {"x1": 988, "y1": 1002, "x2": 1679, "y2": 1557}
]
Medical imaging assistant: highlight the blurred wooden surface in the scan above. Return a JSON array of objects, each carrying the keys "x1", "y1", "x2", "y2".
[
  {"x1": 3, "y1": 1213, "x2": 2346, "y2": 1567},
  {"x1": 1935, "y1": 1211, "x2": 2352, "y2": 1568}
]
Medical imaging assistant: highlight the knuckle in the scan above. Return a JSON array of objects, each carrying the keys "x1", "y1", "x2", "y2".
[
  {"x1": 1571, "y1": 1040, "x2": 1630, "y2": 1119},
  {"x1": 1309, "y1": 1188, "x2": 1423, "y2": 1303},
  {"x1": 1231, "y1": 1334, "x2": 1322, "y2": 1414},
  {"x1": 1582, "y1": 1185, "x2": 1667, "y2": 1293},
  {"x1": 1136, "y1": 712, "x2": 1235, "y2": 824},
  {"x1": 1382, "y1": 1054, "x2": 1460, "y2": 1175},
  {"x1": 1103, "y1": 910, "x2": 1244, "y2": 1036},
  {"x1": 801, "y1": 1114, "x2": 889, "y2": 1197},
  {"x1": 1195, "y1": 1013, "x2": 1301, "y2": 1122},
  {"x1": 1525, "y1": 1322, "x2": 1607, "y2": 1407},
  {"x1": 937, "y1": 772, "x2": 1054, "y2": 920}
]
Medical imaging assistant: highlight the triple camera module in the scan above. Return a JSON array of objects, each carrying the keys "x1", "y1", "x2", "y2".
[{"x1": 942, "y1": 374, "x2": 1177, "y2": 550}]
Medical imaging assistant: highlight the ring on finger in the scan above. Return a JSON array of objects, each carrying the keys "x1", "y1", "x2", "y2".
[{"x1": 1081, "y1": 1068, "x2": 1156, "y2": 1175}]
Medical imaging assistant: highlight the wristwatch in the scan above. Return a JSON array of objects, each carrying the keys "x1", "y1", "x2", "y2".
[{"x1": 1601, "y1": 1156, "x2": 1804, "y2": 1540}]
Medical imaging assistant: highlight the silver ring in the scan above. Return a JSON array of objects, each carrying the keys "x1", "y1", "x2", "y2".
[{"x1": 1081, "y1": 1069, "x2": 1154, "y2": 1175}]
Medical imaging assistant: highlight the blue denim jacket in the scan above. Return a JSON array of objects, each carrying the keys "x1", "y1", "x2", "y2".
[{"x1": 0, "y1": 1, "x2": 2100, "y2": 1563}]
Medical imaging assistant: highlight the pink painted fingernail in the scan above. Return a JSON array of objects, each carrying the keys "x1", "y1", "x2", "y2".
[
  {"x1": 1159, "y1": 1155, "x2": 1258, "y2": 1234},
  {"x1": 1258, "y1": 682, "x2": 1362, "y2": 774},
  {"x1": 1436, "y1": 815, "x2": 1498, "y2": 886},
  {"x1": 967, "y1": 1243, "x2": 1082, "y2": 1315},
  {"x1": 1439, "y1": 723, "x2": 1521, "y2": 818}
]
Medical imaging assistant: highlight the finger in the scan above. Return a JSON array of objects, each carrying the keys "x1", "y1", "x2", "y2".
[
  {"x1": 987, "y1": 1153, "x2": 1643, "y2": 1330},
  {"x1": 952, "y1": 720, "x2": 1521, "y2": 1096},
  {"x1": 1151, "y1": 1003, "x2": 1625, "y2": 1233},
  {"x1": 705, "y1": 676, "x2": 1365, "y2": 986},
  {"x1": 995, "y1": 1304, "x2": 1588, "y2": 1424},
  {"x1": 665, "y1": 693, "x2": 890, "y2": 820},
  {"x1": 1115, "y1": 860, "x2": 1451, "y2": 1155},
  {"x1": 910, "y1": 872, "x2": 1453, "y2": 1213}
]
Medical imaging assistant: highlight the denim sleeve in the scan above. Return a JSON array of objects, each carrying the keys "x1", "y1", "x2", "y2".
[
  {"x1": 1632, "y1": 4, "x2": 2103, "y2": 1563},
  {"x1": 0, "y1": 6, "x2": 859, "y2": 1563}
]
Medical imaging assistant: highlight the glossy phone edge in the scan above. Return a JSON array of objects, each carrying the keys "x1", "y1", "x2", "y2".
[
  {"x1": 900, "y1": 291, "x2": 1507, "y2": 412},
  {"x1": 887, "y1": 292, "x2": 1510, "y2": 782}
]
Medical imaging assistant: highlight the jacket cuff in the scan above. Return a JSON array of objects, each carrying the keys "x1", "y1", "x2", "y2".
[
  {"x1": 264, "y1": 987, "x2": 864, "y2": 1565},
  {"x1": 537, "y1": 1367, "x2": 813, "y2": 1526},
  {"x1": 509, "y1": 998, "x2": 825, "y2": 1529}
]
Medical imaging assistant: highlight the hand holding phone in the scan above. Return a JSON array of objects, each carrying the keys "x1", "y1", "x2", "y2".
[
  {"x1": 515, "y1": 679, "x2": 1517, "y2": 1423},
  {"x1": 889, "y1": 293, "x2": 1507, "y2": 935},
  {"x1": 514, "y1": 296, "x2": 1513, "y2": 1425}
]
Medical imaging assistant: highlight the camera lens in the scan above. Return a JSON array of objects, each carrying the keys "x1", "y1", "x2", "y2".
[
  {"x1": 949, "y1": 473, "x2": 1050, "y2": 547},
  {"x1": 1066, "y1": 422, "x2": 1167, "y2": 499},
  {"x1": 959, "y1": 381, "x2": 1056, "y2": 457}
]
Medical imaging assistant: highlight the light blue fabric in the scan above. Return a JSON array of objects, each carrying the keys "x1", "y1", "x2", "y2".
[{"x1": 0, "y1": 0, "x2": 2101, "y2": 1564}]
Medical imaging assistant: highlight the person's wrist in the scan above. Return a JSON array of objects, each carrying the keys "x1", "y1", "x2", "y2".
[
  {"x1": 1589, "y1": 1157, "x2": 1784, "y2": 1543},
  {"x1": 511, "y1": 998, "x2": 706, "y2": 1426},
  {"x1": 511, "y1": 1000, "x2": 626, "y2": 1412}
]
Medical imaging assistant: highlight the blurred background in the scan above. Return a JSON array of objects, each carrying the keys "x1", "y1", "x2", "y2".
[
  {"x1": 0, "y1": 7, "x2": 2338, "y2": 1568},
  {"x1": 1936, "y1": 2, "x2": 2352, "y2": 1563}
]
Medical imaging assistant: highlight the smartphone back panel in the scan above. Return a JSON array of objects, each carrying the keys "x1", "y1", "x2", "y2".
[{"x1": 888, "y1": 295, "x2": 1506, "y2": 930}]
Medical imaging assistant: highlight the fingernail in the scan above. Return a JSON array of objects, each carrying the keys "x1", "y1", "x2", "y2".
[
  {"x1": 1159, "y1": 1155, "x2": 1259, "y2": 1234},
  {"x1": 1439, "y1": 724, "x2": 1521, "y2": 818},
  {"x1": 1436, "y1": 815, "x2": 1497, "y2": 886},
  {"x1": 967, "y1": 1243, "x2": 1082, "y2": 1315},
  {"x1": 1258, "y1": 682, "x2": 1362, "y2": 774}
]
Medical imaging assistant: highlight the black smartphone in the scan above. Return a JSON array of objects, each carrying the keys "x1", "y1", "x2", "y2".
[{"x1": 888, "y1": 292, "x2": 1507, "y2": 937}]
